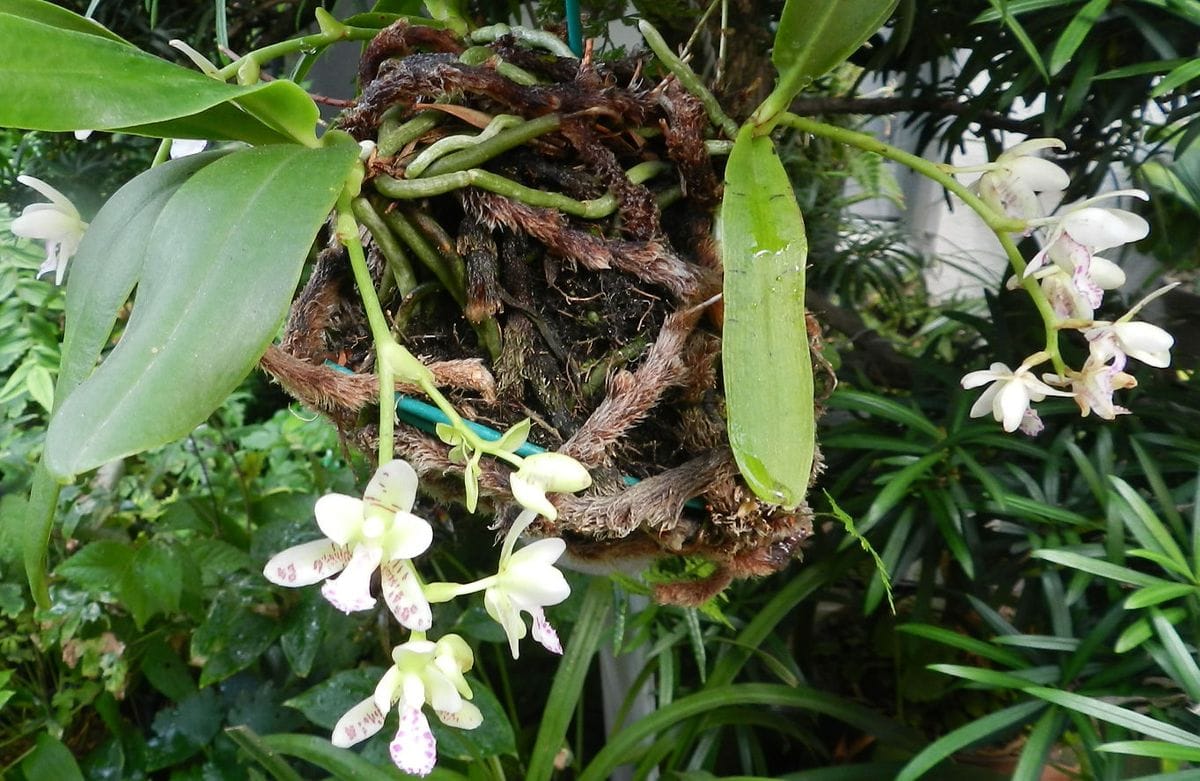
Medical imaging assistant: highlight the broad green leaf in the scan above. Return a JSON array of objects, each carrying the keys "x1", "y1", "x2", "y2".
[
  {"x1": 191, "y1": 586, "x2": 282, "y2": 687},
  {"x1": 0, "y1": 12, "x2": 319, "y2": 145},
  {"x1": 0, "y1": 0, "x2": 127, "y2": 42},
  {"x1": 44, "y1": 140, "x2": 359, "y2": 479},
  {"x1": 284, "y1": 667, "x2": 385, "y2": 729},
  {"x1": 20, "y1": 733, "x2": 85, "y2": 781},
  {"x1": 720, "y1": 128, "x2": 814, "y2": 508},
  {"x1": 767, "y1": 0, "x2": 899, "y2": 113},
  {"x1": 431, "y1": 683, "x2": 516, "y2": 760},
  {"x1": 56, "y1": 540, "x2": 174, "y2": 628}
]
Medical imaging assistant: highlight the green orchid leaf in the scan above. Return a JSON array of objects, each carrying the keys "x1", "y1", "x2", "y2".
[
  {"x1": 494, "y1": 417, "x2": 531, "y2": 452},
  {"x1": 0, "y1": 12, "x2": 319, "y2": 145},
  {"x1": 0, "y1": 0, "x2": 128, "y2": 43},
  {"x1": 44, "y1": 140, "x2": 359, "y2": 479},
  {"x1": 719, "y1": 127, "x2": 815, "y2": 509},
  {"x1": 760, "y1": 0, "x2": 898, "y2": 120}
]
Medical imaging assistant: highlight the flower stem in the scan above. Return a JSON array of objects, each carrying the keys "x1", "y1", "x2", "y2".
[
  {"x1": 777, "y1": 113, "x2": 1067, "y2": 374},
  {"x1": 336, "y1": 190, "x2": 396, "y2": 464},
  {"x1": 214, "y1": 24, "x2": 378, "y2": 82}
]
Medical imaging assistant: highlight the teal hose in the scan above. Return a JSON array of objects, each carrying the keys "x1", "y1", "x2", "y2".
[{"x1": 565, "y1": 0, "x2": 583, "y2": 56}]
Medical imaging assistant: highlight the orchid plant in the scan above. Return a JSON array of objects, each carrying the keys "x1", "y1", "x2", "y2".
[{"x1": 2, "y1": 0, "x2": 1180, "y2": 776}]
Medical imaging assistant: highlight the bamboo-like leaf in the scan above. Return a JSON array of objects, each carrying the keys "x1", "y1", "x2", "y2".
[
  {"x1": 1110, "y1": 476, "x2": 1189, "y2": 573},
  {"x1": 1115, "y1": 607, "x2": 1187, "y2": 654},
  {"x1": 1150, "y1": 608, "x2": 1200, "y2": 701},
  {"x1": 1097, "y1": 741, "x2": 1200, "y2": 762},
  {"x1": 1025, "y1": 685, "x2": 1200, "y2": 747},
  {"x1": 896, "y1": 701, "x2": 1046, "y2": 781},
  {"x1": 0, "y1": 11, "x2": 318, "y2": 145},
  {"x1": 1032, "y1": 549, "x2": 1168, "y2": 588},
  {"x1": 44, "y1": 140, "x2": 359, "y2": 479},
  {"x1": 720, "y1": 127, "x2": 814, "y2": 508},
  {"x1": 1047, "y1": 0, "x2": 1107, "y2": 76},
  {"x1": 897, "y1": 624, "x2": 1027, "y2": 668}
]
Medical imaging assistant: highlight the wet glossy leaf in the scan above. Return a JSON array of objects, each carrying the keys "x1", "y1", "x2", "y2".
[
  {"x1": 45, "y1": 140, "x2": 358, "y2": 479},
  {"x1": 0, "y1": 0, "x2": 127, "y2": 43},
  {"x1": 284, "y1": 667, "x2": 385, "y2": 729},
  {"x1": 191, "y1": 584, "x2": 282, "y2": 687},
  {"x1": 431, "y1": 683, "x2": 516, "y2": 759},
  {"x1": 0, "y1": 11, "x2": 318, "y2": 144},
  {"x1": 719, "y1": 128, "x2": 814, "y2": 508},
  {"x1": 772, "y1": 0, "x2": 898, "y2": 100}
]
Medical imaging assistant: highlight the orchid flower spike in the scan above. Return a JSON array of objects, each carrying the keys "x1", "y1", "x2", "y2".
[
  {"x1": 263, "y1": 459, "x2": 434, "y2": 630},
  {"x1": 970, "y1": 138, "x2": 1069, "y2": 221},
  {"x1": 11, "y1": 176, "x2": 88, "y2": 285},
  {"x1": 484, "y1": 509, "x2": 571, "y2": 659},
  {"x1": 509, "y1": 452, "x2": 591, "y2": 521},
  {"x1": 333, "y1": 635, "x2": 482, "y2": 777},
  {"x1": 961, "y1": 353, "x2": 1073, "y2": 433}
]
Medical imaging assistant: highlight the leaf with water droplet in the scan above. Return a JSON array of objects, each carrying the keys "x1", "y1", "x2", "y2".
[{"x1": 719, "y1": 127, "x2": 815, "y2": 509}]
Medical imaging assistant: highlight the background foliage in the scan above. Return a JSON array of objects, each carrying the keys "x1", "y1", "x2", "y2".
[{"x1": 2, "y1": 0, "x2": 1200, "y2": 778}]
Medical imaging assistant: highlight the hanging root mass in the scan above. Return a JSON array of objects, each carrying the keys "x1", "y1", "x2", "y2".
[{"x1": 263, "y1": 19, "x2": 822, "y2": 604}]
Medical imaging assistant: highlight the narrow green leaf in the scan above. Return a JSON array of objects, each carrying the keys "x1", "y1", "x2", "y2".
[
  {"x1": 1125, "y1": 549, "x2": 1195, "y2": 582},
  {"x1": 224, "y1": 726, "x2": 304, "y2": 781},
  {"x1": 825, "y1": 389, "x2": 940, "y2": 438},
  {"x1": 44, "y1": 140, "x2": 358, "y2": 479},
  {"x1": 581, "y1": 683, "x2": 916, "y2": 781},
  {"x1": 1012, "y1": 708, "x2": 1066, "y2": 781},
  {"x1": 527, "y1": 577, "x2": 612, "y2": 781},
  {"x1": 897, "y1": 624, "x2": 1028, "y2": 668},
  {"x1": 1032, "y1": 549, "x2": 1168, "y2": 588},
  {"x1": 984, "y1": 0, "x2": 1050, "y2": 82},
  {"x1": 1152, "y1": 58, "x2": 1200, "y2": 98},
  {"x1": 927, "y1": 663, "x2": 1038, "y2": 691},
  {"x1": 1110, "y1": 476, "x2": 1189, "y2": 573},
  {"x1": 1150, "y1": 608, "x2": 1200, "y2": 701},
  {"x1": 1048, "y1": 0, "x2": 1108, "y2": 76},
  {"x1": 895, "y1": 701, "x2": 1045, "y2": 781},
  {"x1": 1024, "y1": 685, "x2": 1200, "y2": 746},
  {"x1": 864, "y1": 451, "x2": 942, "y2": 525},
  {"x1": 1123, "y1": 582, "x2": 1196, "y2": 609},
  {"x1": 1097, "y1": 741, "x2": 1200, "y2": 762},
  {"x1": 720, "y1": 127, "x2": 814, "y2": 508},
  {"x1": 258, "y1": 732, "x2": 468, "y2": 781},
  {"x1": 1115, "y1": 607, "x2": 1187, "y2": 654},
  {"x1": 0, "y1": 13, "x2": 318, "y2": 145},
  {"x1": 991, "y1": 634, "x2": 1079, "y2": 652}
]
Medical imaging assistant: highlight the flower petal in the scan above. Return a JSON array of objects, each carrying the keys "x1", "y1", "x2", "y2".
[
  {"x1": 320, "y1": 544, "x2": 381, "y2": 613},
  {"x1": 391, "y1": 705, "x2": 438, "y2": 777},
  {"x1": 1009, "y1": 156, "x2": 1070, "y2": 192},
  {"x1": 1062, "y1": 207, "x2": 1149, "y2": 251},
  {"x1": 263, "y1": 539, "x2": 350, "y2": 587},
  {"x1": 1113, "y1": 322, "x2": 1174, "y2": 368},
  {"x1": 381, "y1": 559, "x2": 433, "y2": 630},
  {"x1": 383, "y1": 511, "x2": 434, "y2": 561},
  {"x1": 502, "y1": 564, "x2": 570, "y2": 610},
  {"x1": 332, "y1": 696, "x2": 387, "y2": 748},
  {"x1": 510, "y1": 473, "x2": 557, "y2": 520},
  {"x1": 16, "y1": 175, "x2": 79, "y2": 215},
  {"x1": 1088, "y1": 256, "x2": 1126, "y2": 289},
  {"x1": 314, "y1": 494, "x2": 364, "y2": 544},
  {"x1": 529, "y1": 607, "x2": 563, "y2": 655},
  {"x1": 968, "y1": 382, "x2": 1002, "y2": 420},
  {"x1": 994, "y1": 378, "x2": 1031, "y2": 432},
  {"x1": 11, "y1": 208, "x2": 82, "y2": 241},
  {"x1": 365, "y1": 459, "x2": 419, "y2": 515},
  {"x1": 485, "y1": 588, "x2": 526, "y2": 659},
  {"x1": 436, "y1": 700, "x2": 483, "y2": 730},
  {"x1": 509, "y1": 537, "x2": 566, "y2": 567},
  {"x1": 374, "y1": 666, "x2": 403, "y2": 715}
]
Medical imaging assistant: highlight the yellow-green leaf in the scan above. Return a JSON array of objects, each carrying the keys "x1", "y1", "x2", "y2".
[{"x1": 719, "y1": 127, "x2": 815, "y2": 508}]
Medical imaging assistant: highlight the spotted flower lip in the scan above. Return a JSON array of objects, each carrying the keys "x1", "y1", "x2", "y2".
[
  {"x1": 263, "y1": 459, "x2": 434, "y2": 630},
  {"x1": 11, "y1": 175, "x2": 88, "y2": 285},
  {"x1": 961, "y1": 359, "x2": 1073, "y2": 433},
  {"x1": 331, "y1": 635, "x2": 482, "y2": 777}
]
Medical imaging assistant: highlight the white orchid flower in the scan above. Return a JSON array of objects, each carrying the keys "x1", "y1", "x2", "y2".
[
  {"x1": 509, "y1": 452, "x2": 591, "y2": 521},
  {"x1": 332, "y1": 635, "x2": 482, "y2": 777},
  {"x1": 1024, "y1": 191, "x2": 1149, "y2": 304},
  {"x1": 11, "y1": 175, "x2": 88, "y2": 285},
  {"x1": 482, "y1": 509, "x2": 571, "y2": 659},
  {"x1": 1086, "y1": 320, "x2": 1174, "y2": 370},
  {"x1": 1013, "y1": 256, "x2": 1125, "y2": 320},
  {"x1": 961, "y1": 355, "x2": 1073, "y2": 433},
  {"x1": 263, "y1": 459, "x2": 434, "y2": 630},
  {"x1": 1045, "y1": 357, "x2": 1137, "y2": 420},
  {"x1": 968, "y1": 137, "x2": 1069, "y2": 221},
  {"x1": 169, "y1": 139, "x2": 208, "y2": 158}
]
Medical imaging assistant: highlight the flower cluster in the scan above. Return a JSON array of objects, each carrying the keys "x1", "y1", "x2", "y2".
[
  {"x1": 958, "y1": 139, "x2": 1175, "y2": 432},
  {"x1": 264, "y1": 450, "x2": 590, "y2": 775}
]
